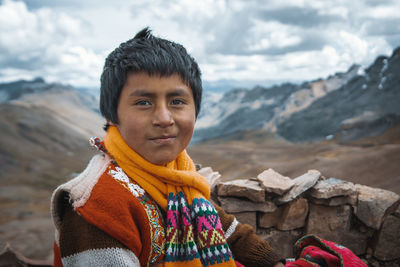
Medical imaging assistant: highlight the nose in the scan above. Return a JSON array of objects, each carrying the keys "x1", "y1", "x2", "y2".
[{"x1": 152, "y1": 104, "x2": 174, "y2": 127}]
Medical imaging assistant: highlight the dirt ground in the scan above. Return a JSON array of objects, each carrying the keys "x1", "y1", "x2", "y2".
[{"x1": 188, "y1": 138, "x2": 400, "y2": 194}]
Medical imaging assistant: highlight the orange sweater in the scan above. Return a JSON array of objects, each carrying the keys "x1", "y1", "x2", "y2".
[
  {"x1": 51, "y1": 154, "x2": 284, "y2": 267},
  {"x1": 52, "y1": 156, "x2": 160, "y2": 266}
]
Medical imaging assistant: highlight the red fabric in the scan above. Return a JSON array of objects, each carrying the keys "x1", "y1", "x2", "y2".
[
  {"x1": 286, "y1": 235, "x2": 367, "y2": 267},
  {"x1": 53, "y1": 242, "x2": 63, "y2": 267},
  {"x1": 235, "y1": 261, "x2": 245, "y2": 267},
  {"x1": 322, "y1": 239, "x2": 366, "y2": 267},
  {"x1": 301, "y1": 246, "x2": 339, "y2": 266},
  {"x1": 286, "y1": 258, "x2": 321, "y2": 267}
]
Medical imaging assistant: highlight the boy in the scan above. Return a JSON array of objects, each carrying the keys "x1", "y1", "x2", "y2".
[{"x1": 51, "y1": 27, "x2": 285, "y2": 267}]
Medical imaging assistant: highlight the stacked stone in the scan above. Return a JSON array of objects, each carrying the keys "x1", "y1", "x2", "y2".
[{"x1": 204, "y1": 167, "x2": 400, "y2": 265}]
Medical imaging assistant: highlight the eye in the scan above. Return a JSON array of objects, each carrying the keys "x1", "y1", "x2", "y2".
[
  {"x1": 135, "y1": 100, "x2": 152, "y2": 106},
  {"x1": 171, "y1": 99, "x2": 186, "y2": 105}
]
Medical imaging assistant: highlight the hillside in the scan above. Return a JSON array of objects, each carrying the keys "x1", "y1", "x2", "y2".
[
  {"x1": 0, "y1": 79, "x2": 104, "y2": 260},
  {"x1": 0, "y1": 79, "x2": 104, "y2": 185},
  {"x1": 194, "y1": 47, "x2": 400, "y2": 144},
  {"x1": 188, "y1": 135, "x2": 400, "y2": 195},
  {"x1": 278, "y1": 47, "x2": 400, "y2": 142}
]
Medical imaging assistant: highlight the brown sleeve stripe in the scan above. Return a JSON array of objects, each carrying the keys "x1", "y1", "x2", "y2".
[{"x1": 59, "y1": 204, "x2": 127, "y2": 258}]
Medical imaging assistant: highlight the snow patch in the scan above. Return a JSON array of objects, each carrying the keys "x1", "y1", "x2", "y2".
[
  {"x1": 378, "y1": 77, "x2": 386, "y2": 90},
  {"x1": 325, "y1": 135, "x2": 334, "y2": 140},
  {"x1": 341, "y1": 111, "x2": 379, "y2": 125},
  {"x1": 357, "y1": 67, "x2": 366, "y2": 76},
  {"x1": 250, "y1": 98, "x2": 275, "y2": 110},
  {"x1": 381, "y1": 59, "x2": 389, "y2": 74},
  {"x1": 378, "y1": 59, "x2": 388, "y2": 90},
  {"x1": 195, "y1": 91, "x2": 244, "y2": 129}
]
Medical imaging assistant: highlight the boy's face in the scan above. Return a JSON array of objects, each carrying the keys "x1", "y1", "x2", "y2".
[{"x1": 115, "y1": 72, "x2": 196, "y2": 165}]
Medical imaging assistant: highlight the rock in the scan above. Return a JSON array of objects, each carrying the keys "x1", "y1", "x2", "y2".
[
  {"x1": 233, "y1": 212, "x2": 257, "y2": 229},
  {"x1": 341, "y1": 231, "x2": 368, "y2": 256},
  {"x1": 357, "y1": 224, "x2": 375, "y2": 238},
  {"x1": 218, "y1": 197, "x2": 276, "y2": 213},
  {"x1": 217, "y1": 179, "x2": 265, "y2": 202},
  {"x1": 310, "y1": 194, "x2": 357, "y2": 207},
  {"x1": 394, "y1": 204, "x2": 400, "y2": 217},
  {"x1": 0, "y1": 244, "x2": 52, "y2": 266},
  {"x1": 277, "y1": 170, "x2": 320, "y2": 204},
  {"x1": 0, "y1": 244, "x2": 28, "y2": 267},
  {"x1": 277, "y1": 198, "x2": 309, "y2": 230},
  {"x1": 306, "y1": 204, "x2": 368, "y2": 255},
  {"x1": 257, "y1": 169, "x2": 294, "y2": 195},
  {"x1": 307, "y1": 204, "x2": 351, "y2": 232},
  {"x1": 0, "y1": 217, "x2": 54, "y2": 260},
  {"x1": 373, "y1": 215, "x2": 400, "y2": 261},
  {"x1": 258, "y1": 208, "x2": 283, "y2": 228},
  {"x1": 198, "y1": 167, "x2": 221, "y2": 191},
  {"x1": 366, "y1": 247, "x2": 373, "y2": 259},
  {"x1": 257, "y1": 228, "x2": 303, "y2": 258},
  {"x1": 368, "y1": 258, "x2": 380, "y2": 267},
  {"x1": 381, "y1": 260, "x2": 400, "y2": 267},
  {"x1": 306, "y1": 204, "x2": 367, "y2": 255},
  {"x1": 309, "y1": 178, "x2": 356, "y2": 199},
  {"x1": 355, "y1": 184, "x2": 400, "y2": 230}
]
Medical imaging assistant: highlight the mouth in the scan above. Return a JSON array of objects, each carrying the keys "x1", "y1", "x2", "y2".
[{"x1": 149, "y1": 135, "x2": 177, "y2": 145}]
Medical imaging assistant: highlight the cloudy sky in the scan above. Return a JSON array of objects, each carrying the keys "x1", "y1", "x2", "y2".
[{"x1": 0, "y1": 0, "x2": 399, "y2": 89}]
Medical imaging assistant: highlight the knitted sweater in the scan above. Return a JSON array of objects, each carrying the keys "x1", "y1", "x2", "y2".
[{"x1": 51, "y1": 154, "x2": 284, "y2": 267}]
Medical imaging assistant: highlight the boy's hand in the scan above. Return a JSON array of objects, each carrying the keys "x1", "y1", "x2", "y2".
[{"x1": 273, "y1": 262, "x2": 285, "y2": 267}]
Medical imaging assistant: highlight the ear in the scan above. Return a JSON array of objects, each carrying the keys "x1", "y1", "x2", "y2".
[
  {"x1": 103, "y1": 120, "x2": 117, "y2": 131},
  {"x1": 108, "y1": 120, "x2": 117, "y2": 126}
]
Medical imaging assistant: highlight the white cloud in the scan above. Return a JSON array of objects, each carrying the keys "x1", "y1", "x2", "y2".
[
  {"x1": 365, "y1": 4, "x2": 400, "y2": 19},
  {"x1": 249, "y1": 20, "x2": 302, "y2": 52},
  {"x1": 0, "y1": 0, "x2": 103, "y2": 87},
  {"x1": 0, "y1": 0, "x2": 398, "y2": 88}
]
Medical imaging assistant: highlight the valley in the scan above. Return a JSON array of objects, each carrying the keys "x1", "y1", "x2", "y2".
[{"x1": 189, "y1": 135, "x2": 400, "y2": 194}]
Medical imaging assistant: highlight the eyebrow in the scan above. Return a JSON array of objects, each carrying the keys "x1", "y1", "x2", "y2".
[{"x1": 129, "y1": 88, "x2": 191, "y2": 98}]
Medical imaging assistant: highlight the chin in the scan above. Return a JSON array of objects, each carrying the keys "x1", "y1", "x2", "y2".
[{"x1": 150, "y1": 156, "x2": 176, "y2": 166}]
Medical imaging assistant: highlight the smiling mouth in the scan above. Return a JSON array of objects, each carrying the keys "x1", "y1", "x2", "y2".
[{"x1": 149, "y1": 136, "x2": 177, "y2": 145}]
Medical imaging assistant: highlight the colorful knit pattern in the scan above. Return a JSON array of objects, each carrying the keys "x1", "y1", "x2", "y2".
[
  {"x1": 108, "y1": 163, "x2": 166, "y2": 266},
  {"x1": 165, "y1": 191, "x2": 234, "y2": 266}
]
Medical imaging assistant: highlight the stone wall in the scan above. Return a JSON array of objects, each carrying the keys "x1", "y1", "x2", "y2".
[{"x1": 199, "y1": 167, "x2": 400, "y2": 266}]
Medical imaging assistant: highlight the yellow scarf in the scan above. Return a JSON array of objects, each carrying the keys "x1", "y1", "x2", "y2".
[
  {"x1": 104, "y1": 126, "x2": 236, "y2": 267},
  {"x1": 104, "y1": 126, "x2": 210, "y2": 210}
]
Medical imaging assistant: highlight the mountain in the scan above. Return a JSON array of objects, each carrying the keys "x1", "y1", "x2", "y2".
[
  {"x1": 194, "y1": 83, "x2": 298, "y2": 143},
  {"x1": 0, "y1": 78, "x2": 104, "y2": 186},
  {"x1": 0, "y1": 78, "x2": 105, "y2": 259},
  {"x1": 194, "y1": 47, "x2": 400, "y2": 144},
  {"x1": 277, "y1": 48, "x2": 400, "y2": 143}
]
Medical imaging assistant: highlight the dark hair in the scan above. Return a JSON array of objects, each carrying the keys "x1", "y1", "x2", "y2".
[{"x1": 100, "y1": 27, "x2": 202, "y2": 130}]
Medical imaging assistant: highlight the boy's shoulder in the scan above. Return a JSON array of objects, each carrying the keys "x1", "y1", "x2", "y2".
[
  {"x1": 51, "y1": 153, "x2": 166, "y2": 264},
  {"x1": 51, "y1": 153, "x2": 112, "y2": 229},
  {"x1": 50, "y1": 153, "x2": 159, "y2": 228}
]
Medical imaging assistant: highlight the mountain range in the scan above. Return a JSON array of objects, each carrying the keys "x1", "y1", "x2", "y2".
[
  {"x1": 0, "y1": 47, "x2": 399, "y2": 183},
  {"x1": 194, "y1": 46, "x2": 400, "y2": 144},
  {"x1": 0, "y1": 78, "x2": 104, "y2": 185}
]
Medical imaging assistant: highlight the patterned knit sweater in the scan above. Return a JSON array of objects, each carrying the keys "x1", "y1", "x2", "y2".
[{"x1": 51, "y1": 154, "x2": 284, "y2": 267}]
